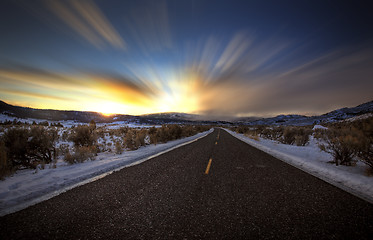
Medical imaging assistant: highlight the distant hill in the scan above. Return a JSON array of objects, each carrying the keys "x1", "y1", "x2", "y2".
[
  {"x1": 0, "y1": 100, "x2": 372, "y2": 126},
  {"x1": 238, "y1": 100, "x2": 373, "y2": 126},
  {"x1": 0, "y1": 100, "x2": 228, "y2": 125},
  {"x1": 0, "y1": 100, "x2": 133, "y2": 123}
]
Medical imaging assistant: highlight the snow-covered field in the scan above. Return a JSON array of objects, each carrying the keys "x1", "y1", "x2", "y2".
[
  {"x1": 0, "y1": 113, "x2": 150, "y2": 129},
  {"x1": 0, "y1": 129, "x2": 213, "y2": 216},
  {"x1": 225, "y1": 129, "x2": 373, "y2": 204}
]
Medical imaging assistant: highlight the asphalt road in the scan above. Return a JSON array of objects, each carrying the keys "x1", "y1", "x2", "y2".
[{"x1": 1, "y1": 129, "x2": 372, "y2": 239}]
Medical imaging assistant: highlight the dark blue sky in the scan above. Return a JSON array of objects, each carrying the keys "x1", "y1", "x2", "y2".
[{"x1": 0, "y1": 0, "x2": 372, "y2": 116}]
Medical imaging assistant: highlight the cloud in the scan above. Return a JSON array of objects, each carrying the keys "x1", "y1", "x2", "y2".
[
  {"x1": 69, "y1": 0, "x2": 125, "y2": 49},
  {"x1": 45, "y1": 0, "x2": 125, "y2": 49},
  {"x1": 178, "y1": 33, "x2": 373, "y2": 117},
  {"x1": 0, "y1": 88, "x2": 72, "y2": 102},
  {"x1": 0, "y1": 63, "x2": 161, "y2": 114},
  {"x1": 123, "y1": 0, "x2": 172, "y2": 53}
]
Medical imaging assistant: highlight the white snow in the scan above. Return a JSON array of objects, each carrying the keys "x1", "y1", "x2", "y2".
[
  {"x1": 97, "y1": 122, "x2": 157, "y2": 129},
  {"x1": 0, "y1": 113, "x2": 80, "y2": 128},
  {"x1": 0, "y1": 129, "x2": 213, "y2": 216},
  {"x1": 225, "y1": 129, "x2": 373, "y2": 204},
  {"x1": 312, "y1": 124, "x2": 328, "y2": 130},
  {"x1": 0, "y1": 114, "x2": 154, "y2": 129}
]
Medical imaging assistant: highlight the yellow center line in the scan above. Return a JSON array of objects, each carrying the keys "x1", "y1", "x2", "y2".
[{"x1": 205, "y1": 158, "x2": 213, "y2": 174}]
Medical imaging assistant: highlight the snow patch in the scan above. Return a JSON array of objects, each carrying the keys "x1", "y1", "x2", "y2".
[{"x1": 312, "y1": 125, "x2": 328, "y2": 130}]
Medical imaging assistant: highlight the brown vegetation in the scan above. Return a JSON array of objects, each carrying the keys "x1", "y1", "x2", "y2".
[
  {"x1": 0, "y1": 122, "x2": 211, "y2": 174},
  {"x1": 231, "y1": 116, "x2": 373, "y2": 170},
  {"x1": 319, "y1": 117, "x2": 373, "y2": 168},
  {"x1": 0, "y1": 126, "x2": 58, "y2": 178},
  {"x1": 318, "y1": 129, "x2": 361, "y2": 166},
  {"x1": 232, "y1": 125, "x2": 312, "y2": 146}
]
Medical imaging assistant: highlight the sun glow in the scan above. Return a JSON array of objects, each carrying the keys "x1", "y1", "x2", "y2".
[
  {"x1": 0, "y1": 63, "x2": 206, "y2": 116},
  {"x1": 154, "y1": 74, "x2": 202, "y2": 114},
  {"x1": 86, "y1": 101, "x2": 127, "y2": 116}
]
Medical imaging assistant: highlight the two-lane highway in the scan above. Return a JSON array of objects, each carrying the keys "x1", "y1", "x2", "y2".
[{"x1": 1, "y1": 129, "x2": 372, "y2": 239}]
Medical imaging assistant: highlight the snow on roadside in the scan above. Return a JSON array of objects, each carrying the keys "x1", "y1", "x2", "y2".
[
  {"x1": 224, "y1": 129, "x2": 373, "y2": 204},
  {"x1": 0, "y1": 129, "x2": 213, "y2": 216}
]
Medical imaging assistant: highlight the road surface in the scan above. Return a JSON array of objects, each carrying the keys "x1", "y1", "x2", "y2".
[{"x1": 1, "y1": 129, "x2": 372, "y2": 239}]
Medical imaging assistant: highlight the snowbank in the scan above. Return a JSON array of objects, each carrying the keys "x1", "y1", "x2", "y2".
[
  {"x1": 225, "y1": 129, "x2": 373, "y2": 204},
  {"x1": 0, "y1": 129, "x2": 213, "y2": 216},
  {"x1": 312, "y1": 124, "x2": 328, "y2": 130}
]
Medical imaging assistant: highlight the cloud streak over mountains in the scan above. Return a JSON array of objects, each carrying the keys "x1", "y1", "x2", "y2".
[{"x1": 0, "y1": 0, "x2": 372, "y2": 116}]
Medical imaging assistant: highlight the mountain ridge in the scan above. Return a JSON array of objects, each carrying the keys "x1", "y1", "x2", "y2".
[{"x1": 0, "y1": 100, "x2": 372, "y2": 125}]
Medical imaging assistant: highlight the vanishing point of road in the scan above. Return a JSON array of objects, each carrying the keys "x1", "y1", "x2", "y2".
[{"x1": 1, "y1": 129, "x2": 372, "y2": 239}]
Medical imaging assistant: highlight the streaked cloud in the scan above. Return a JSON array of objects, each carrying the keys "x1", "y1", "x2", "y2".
[
  {"x1": 0, "y1": 88, "x2": 72, "y2": 102},
  {"x1": 45, "y1": 0, "x2": 125, "y2": 49},
  {"x1": 1, "y1": 1, "x2": 372, "y2": 117},
  {"x1": 0, "y1": 64, "x2": 158, "y2": 115},
  {"x1": 69, "y1": 0, "x2": 125, "y2": 49},
  {"x1": 192, "y1": 42, "x2": 373, "y2": 117},
  {"x1": 123, "y1": 0, "x2": 172, "y2": 53}
]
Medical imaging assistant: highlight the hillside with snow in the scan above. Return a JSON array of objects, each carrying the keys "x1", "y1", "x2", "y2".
[{"x1": 1, "y1": 99, "x2": 372, "y2": 126}]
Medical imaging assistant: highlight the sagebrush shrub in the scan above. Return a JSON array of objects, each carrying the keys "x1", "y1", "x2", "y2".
[
  {"x1": 168, "y1": 125, "x2": 182, "y2": 139},
  {"x1": 3, "y1": 127, "x2": 29, "y2": 167},
  {"x1": 134, "y1": 129, "x2": 147, "y2": 148},
  {"x1": 156, "y1": 126, "x2": 170, "y2": 143},
  {"x1": 64, "y1": 146, "x2": 96, "y2": 164},
  {"x1": 354, "y1": 117, "x2": 373, "y2": 170},
  {"x1": 28, "y1": 126, "x2": 58, "y2": 164},
  {"x1": 282, "y1": 127, "x2": 296, "y2": 145},
  {"x1": 148, "y1": 127, "x2": 158, "y2": 145},
  {"x1": 115, "y1": 141, "x2": 123, "y2": 154},
  {"x1": 319, "y1": 128, "x2": 361, "y2": 166},
  {"x1": 69, "y1": 125, "x2": 97, "y2": 147},
  {"x1": 0, "y1": 141, "x2": 11, "y2": 179},
  {"x1": 124, "y1": 129, "x2": 136, "y2": 150},
  {"x1": 357, "y1": 137, "x2": 373, "y2": 169},
  {"x1": 2, "y1": 126, "x2": 58, "y2": 169},
  {"x1": 281, "y1": 127, "x2": 312, "y2": 146}
]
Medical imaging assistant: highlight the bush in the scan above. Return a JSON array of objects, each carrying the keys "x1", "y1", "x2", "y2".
[
  {"x1": 89, "y1": 120, "x2": 96, "y2": 130},
  {"x1": 319, "y1": 129, "x2": 361, "y2": 166},
  {"x1": 357, "y1": 137, "x2": 373, "y2": 170},
  {"x1": 124, "y1": 129, "x2": 136, "y2": 150},
  {"x1": 61, "y1": 129, "x2": 70, "y2": 141},
  {"x1": 236, "y1": 126, "x2": 249, "y2": 134},
  {"x1": 27, "y1": 126, "x2": 58, "y2": 165},
  {"x1": 69, "y1": 125, "x2": 97, "y2": 147},
  {"x1": 261, "y1": 127, "x2": 284, "y2": 141},
  {"x1": 294, "y1": 133, "x2": 310, "y2": 146},
  {"x1": 155, "y1": 126, "x2": 171, "y2": 143},
  {"x1": 281, "y1": 127, "x2": 312, "y2": 146},
  {"x1": 313, "y1": 128, "x2": 327, "y2": 140},
  {"x1": 0, "y1": 141, "x2": 12, "y2": 179},
  {"x1": 282, "y1": 127, "x2": 296, "y2": 145},
  {"x1": 3, "y1": 127, "x2": 29, "y2": 167},
  {"x1": 134, "y1": 129, "x2": 147, "y2": 148},
  {"x1": 64, "y1": 146, "x2": 96, "y2": 164},
  {"x1": 168, "y1": 125, "x2": 182, "y2": 139},
  {"x1": 115, "y1": 141, "x2": 123, "y2": 154},
  {"x1": 355, "y1": 117, "x2": 373, "y2": 170},
  {"x1": 148, "y1": 127, "x2": 158, "y2": 145},
  {"x1": 2, "y1": 126, "x2": 58, "y2": 169},
  {"x1": 58, "y1": 144, "x2": 70, "y2": 156}
]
